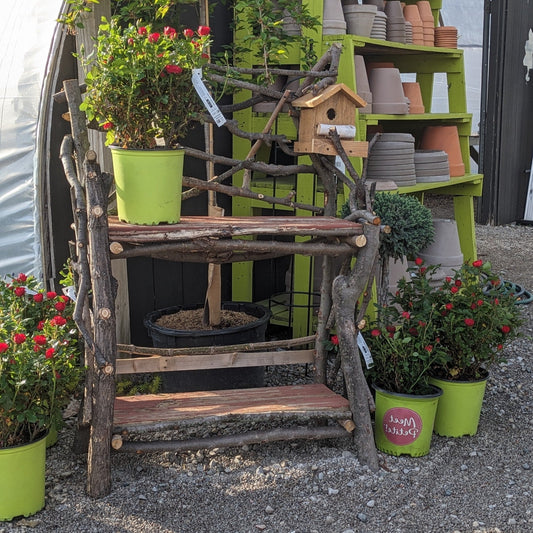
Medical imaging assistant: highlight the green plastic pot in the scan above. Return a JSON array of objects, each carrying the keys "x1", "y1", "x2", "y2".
[
  {"x1": 373, "y1": 384, "x2": 442, "y2": 457},
  {"x1": 110, "y1": 147, "x2": 184, "y2": 225},
  {"x1": 429, "y1": 374, "x2": 488, "y2": 437},
  {"x1": 0, "y1": 433, "x2": 47, "y2": 521}
]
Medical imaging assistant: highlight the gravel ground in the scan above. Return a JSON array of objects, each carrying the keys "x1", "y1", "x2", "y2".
[{"x1": 2, "y1": 218, "x2": 533, "y2": 533}]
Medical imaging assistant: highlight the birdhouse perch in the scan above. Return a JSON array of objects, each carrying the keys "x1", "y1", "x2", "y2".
[{"x1": 292, "y1": 83, "x2": 369, "y2": 157}]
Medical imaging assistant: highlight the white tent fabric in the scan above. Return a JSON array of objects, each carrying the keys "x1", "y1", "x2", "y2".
[{"x1": 0, "y1": 1, "x2": 65, "y2": 279}]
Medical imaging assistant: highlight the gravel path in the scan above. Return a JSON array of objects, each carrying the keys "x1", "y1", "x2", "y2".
[{"x1": 2, "y1": 222, "x2": 533, "y2": 533}]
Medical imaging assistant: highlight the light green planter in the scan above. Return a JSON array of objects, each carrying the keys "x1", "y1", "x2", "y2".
[
  {"x1": 110, "y1": 147, "x2": 184, "y2": 225},
  {"x1": 374, "y1": 385, "x2": 442, "y2": 457},
  {"x1": 0, "y1": 434, "x2": 47, "y2": 521},
  {"x1": 429, "y1": 375, "x2": 488, "y2": 437}
]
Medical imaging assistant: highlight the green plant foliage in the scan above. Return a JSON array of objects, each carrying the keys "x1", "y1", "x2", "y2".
[
  {"x1": 372, "y1": 193, "x2": 434, "y2": 260},
  {"x1": 116, "y1": 374, "x2": 162, "y2": 396}
]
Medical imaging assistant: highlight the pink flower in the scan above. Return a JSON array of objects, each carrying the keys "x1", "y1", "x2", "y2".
[
  {"x1": 183, "y1": 28, "x2": 194, "y2": 38},
  {"x1": 14, "y1": 286, "x2": 25, "y2": 297},
  {"x1": 197, "y1": 25, "x2": 211, "y2": 36},
  {"x1": 464, "y1": 318, "x2": 475, "y2": 327},
  {"x1": 165, "y1": 64, "x2": 183, "y2": 74},
  {"x1": 14, "y1": 333, "x2": 26, "y2": 345}
]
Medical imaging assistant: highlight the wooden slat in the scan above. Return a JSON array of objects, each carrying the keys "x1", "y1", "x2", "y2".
[
  {"x1": 116, "y1": 348, "x2": 315, "y2": 375},
  {"x1": 107, "y1": 215, "x2": 364, "y2": 243},
  {"x1": 113, "y1": 384, "x2": 351, "y2": 433}
]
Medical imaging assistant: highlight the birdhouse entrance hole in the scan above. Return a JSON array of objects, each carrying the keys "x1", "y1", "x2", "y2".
[{"x1": 327, "y1": 108, "x2": 336, "y2": 120}]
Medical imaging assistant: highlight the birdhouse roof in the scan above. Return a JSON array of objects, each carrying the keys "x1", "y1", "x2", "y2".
[{"x1": 291, "y1": 83, "x2": 367, "y2": 109}]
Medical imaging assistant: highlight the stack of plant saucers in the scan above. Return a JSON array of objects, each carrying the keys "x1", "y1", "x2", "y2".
[
  {"x1": 370, "y1": 10, "x2": 388, "y2": 40},
  {"x1": 367, "y1": 133, "x2": 417, "y2": 187},
  {"x1": 435, "y1": 26, "x2": 458, "y2": 48},
  {"x1": 414, "y1": 150, "x2": 451, "y2": 183},
  {"x1": 385, "y1": 1, "x2": 406, "y2": 43}
]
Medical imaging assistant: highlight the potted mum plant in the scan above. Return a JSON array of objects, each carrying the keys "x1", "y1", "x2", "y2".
[
  {"x1": 365, "y1": 261, "x2": 447, "y2": 457},
  {"x1": 80, "y1": 17, "x2": 212, "y2": 225},
  {"x1": 390, "y1": 258, "x2": 523, "y2": 437},
  {"x1": 0, "y1": 273, "x2": 82, "y2": 520}
]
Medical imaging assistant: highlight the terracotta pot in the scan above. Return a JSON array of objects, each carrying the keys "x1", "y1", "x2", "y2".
[
  {"x1": 403, "y1": 4, "x2": 424, "y2": 45},
  {"x1": 420, "y1": 125, "x2": 465, "y2": 176},
  {"x1": 368, "y1": 67, "x2": 409, "y2": 114},
  {"x1": 402, "y1": 81, "x2": 425, "y2": 114},
  {"x1": 322, "y1": 0, "x2": 347, "y2": 34},
  {"x1": 344, "y1": 4, "x2": 378, "y2": 37}
]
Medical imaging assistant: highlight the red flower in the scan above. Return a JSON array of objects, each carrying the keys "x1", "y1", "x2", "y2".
[
  {"x1": 201, "y1": 53, "x2": 210, "y2": 59},
  {"x1": 33, "y1": 335, "x2": 47, "y2": 345},
  {"x1": 33, "y1": 292, "x2": 44, "y2": 303},
  {"x1": 183, "y1": 28, "x2": 194, "y2": 38},
  {"x1": 401, "y1": 311, "x2": 411, "y2": 319},
  {"x1": 418, "y1": 321, "x2": 426, "y2": 327},
  {"x1": 61, "y1": 295, "x2": 69, "y2": 302},
  {"x1": 415, "y1": 257, "x2": 423, "y2": 266},
  {"x1": 450, "y1": 286, "x2": 459, "y2": 294},
  {"x1": 445, "y1": 277, "x2": 452, "y2": 283},
  {"x1": 55, "y1": 371, "x2": 61, "y2": 380},
  {"x1": 127, "y1": 37, "x2": 134, "y2": 46},
  {"x1": 14, "y1": 333, "x2": 26, "y2": 344},
  {"x1": 385, "y1": 325, "x2": 396, "y2": 333},
  {"x1": 420, "y1": 267, "x2": 427, "y2": 275},
  {"x1": 408, "y1": 327, "x2": 418, "y2": 336},
  {"x1": 477, "y1": 299, "x2": 484, "y2": 306},
  {"x1": 148, "y1": 32, "x2": 160, "y2": 43},
  {"x1": 51, "y1": 315, "x2": 67, "y2": 327},
  {"x1": 103, "y1": 121, "x2": 114, "y2": 130},
  {"x1": 464, "y1": 318, "x2": 475, "y2": 327},
  {"x1": 494, "y1": 298, "x2": 499, "y2": 305},
  {"x1": 331, "y1": 335, "x2": 339, "y2": 345},
  {"x1": 37, "y1": 320, "x2": 45, "y2": 330},
  {"x1": 45, "y1": 348, "x2": 55, "y2": 359},
  {"x1": 472, "y1": 259, "x2": 483, "y2": 268},
  {"x1": 14, "y1": 286, "x2": 25, "y2": 297},
  {"x1": 470, "y1": 303, "x2": 477, "y2": 310},
  {"x1": 198, "y1": 25, "x2": 211, "y2": 36},
  {"x1": 55, "y1": 301, "x2": 66, "y2": 312},
  {"x1": 445, "y1": 303, "x2": 453, "y2": 310},
  {"x1": 455, "y1": 279, "x2": 462, "y2": 287},
  {"x1": 165, "y1": 64, "x2": 183, "y2": 74},
  {"x1": 138, "y1": 26, "x2": 147, "y2": 35},
  {"x1": 47, "y1": 291, "x2": 57, "y2": 299},
  {"x1": 0, "y1": 342, "x2": 9, "y2": 353},
  {"x1": 424, "y1": 345, "x2": 433, "y2": 352},
  {"x1": 164, "y1": 26, "x2": 177, "y2": 38},
  {"x1": 501, "y1": 325, "x2": 511, "y2": 334},
  {"x1": 17, "y1": 273, "x2": 27, "y2": 282},
  {"x1": 497, "y1": 344, "x2": 503, "y2": 350},
  {"x1": 371, "y1": 329, "x2": 381, "y2": 337}
]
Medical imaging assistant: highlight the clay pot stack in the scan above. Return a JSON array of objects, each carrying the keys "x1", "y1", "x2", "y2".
[
  {"x1": 385, "y1": 1, "x2": 406, "y2": 43},
  {"x1": 435, "y1": 26, "x2": 458, "y2": 48},
  {"x1": 366, "y1": 133, "x2": 417, "y2": 187},
  {"x1": 403, "y1": 4, "x2": 424, "y2": 45},
  {"x1": 417, "y1": 1, "x2": 435, "y2": 46},
  {"x1": 354, "y1": 55, "x2": 373, "y2": 113},
  {"x1": 402, "y1": 82, "x2": 425, "y2": 114},
  {"x1": 414, "y1": 150, "x2": 450, "y2": 183},
  {"x1": 343, "y1": 3, "x2": 377, "y2": 37},
  {"x1": 404, "y1": 21, "x2": 413, "y2": 44},
  {"x1": 322, "y1": 0, "x2": 346, "y2": 35},
  {"x1": 421, "y1": 125, "x2": 465, "y2": 177},
  {"x1": 370, "y1": 10, "x2": 388, "y2": 40},
  {"x1": 368, "y1": 66, "x2": 409, "y2": 114}
]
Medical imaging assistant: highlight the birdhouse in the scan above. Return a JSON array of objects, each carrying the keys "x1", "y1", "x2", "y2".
[{"x1": 292, "y1": 83, "x2": 368, "y2": 157}]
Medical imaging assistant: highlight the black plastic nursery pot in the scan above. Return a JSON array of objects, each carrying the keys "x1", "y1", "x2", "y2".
[{"x1": 144, "y1": 302, "x2": 271, "y2": 393}]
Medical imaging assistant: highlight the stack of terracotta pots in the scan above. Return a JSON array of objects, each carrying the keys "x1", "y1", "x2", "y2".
[
  {"x1": 402, "y1": 82, "x2": 425, "y2": 114},
  {"x1": 435, "y1": 26, "x2": 458, "y2": 48},
  {"x1": 403, "y1": 4, "x2": 424, "y2": 45},
  {"x1": 417, "y1": 1, "x2": 435, "y2": 46},
  {"x1": 421, "y1": 125, "x2": 465, "y2": 177}
]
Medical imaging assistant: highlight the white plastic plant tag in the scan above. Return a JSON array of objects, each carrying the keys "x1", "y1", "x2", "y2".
[
  {"x1": 357, "y1": 332, "x2": 374, "y2": 369},
  {"x1": 192, "y1": 68, "x2": 226, "y2": 127},
  {"x1": 334, "y1": 155, "x2": 345, "y2": 173},
  {"x1": 63, "y1": 285, "x2": 77, "y2": 302}
]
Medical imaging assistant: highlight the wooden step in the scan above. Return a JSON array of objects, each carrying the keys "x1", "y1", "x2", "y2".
[{"x1": 113, "y1": 384, "x2": 351, "y2": 434}]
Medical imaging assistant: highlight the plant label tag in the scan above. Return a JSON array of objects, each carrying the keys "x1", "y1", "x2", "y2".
[
  {"x1": 334, "y1": 156, "x2": 345, "y2": 173},
  {"x1": 192, "y1": 68, "x2": 226, "y2": 127},
  {"x1": 357, "y1": 332, "x2": 374, "y2": 368},
  {"x1": 63, "y1": 285, "x2": 77, "y2": 302}
]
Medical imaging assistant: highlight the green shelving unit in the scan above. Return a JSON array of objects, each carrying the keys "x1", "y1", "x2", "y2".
[{"x1": 232, "y1": 0, "x2": 482, "y2": 336}]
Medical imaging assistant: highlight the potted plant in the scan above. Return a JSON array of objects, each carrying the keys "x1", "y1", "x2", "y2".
[
  {"x1": 389, "y1": 258, "x2": 523, "y2": 437},
  {"x1": 0, "y1": 273, "x2": 82, "y2": 520},
  {"x1": 365, "y1": 261, "x2": 447, "y2": 457},
  {"x1": 80, "y1": 17, "x2": 212, "y2": 225}
]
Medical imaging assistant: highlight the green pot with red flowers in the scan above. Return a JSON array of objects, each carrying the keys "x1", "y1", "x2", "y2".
[
  {"x1": 391, "y1": 258, "x2": 523, "y2": 437},
  {"x1": 0, "y1": 271, "x2": 82, "y2": 520},
  {"x1": 365, "y1": 264, "x2": 448, "y2": 456},
  {"x1": 80, "y1": 19, "x2": 212, "y2": 225}
]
